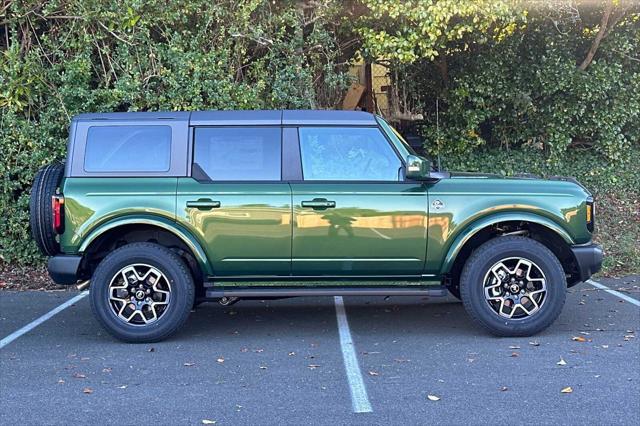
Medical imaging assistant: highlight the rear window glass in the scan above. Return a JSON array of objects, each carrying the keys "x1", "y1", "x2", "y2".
[
  {"x1": 194, "y1": 127, "x2": 281, "y2": 181},
  {"x1": 84, "y1": 125, "x2": 171, "y2": 172}
]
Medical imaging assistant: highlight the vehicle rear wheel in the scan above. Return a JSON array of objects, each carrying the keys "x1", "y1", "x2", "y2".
[
  {"x1": 90, "y1": 242, "x2": 195, "y2": 343},
  {"x1": 460, "y1": 236, "x2": 566, "y2": 337},
  {"x1": 29, "y1": 162, "x2": 65, "y2": 256}
]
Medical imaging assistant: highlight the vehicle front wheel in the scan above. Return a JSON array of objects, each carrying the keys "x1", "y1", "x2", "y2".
[
  {"x1": 459, "y1": 236, "x2": 566, "y2": 337},
  {"x1": 90, "y1": 243, "x2": 195, "y2": 343}
]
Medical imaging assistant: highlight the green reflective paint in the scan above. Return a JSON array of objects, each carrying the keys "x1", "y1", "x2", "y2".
[
  {"x1": 291, "y1": 183, "x2": 428, "y2": 275},
  {"x1": 60, "y1": 177, "x2": 178, "y2": 251},
  {"x1": 176, "y1": 178, "x2": 292, "y2": 276},
  {"x1": 424, "y1": 175, "x2": 592, "y2": 275},
  {"x1": 60, "y1": 164, "x2": 593, "y2": 286}
]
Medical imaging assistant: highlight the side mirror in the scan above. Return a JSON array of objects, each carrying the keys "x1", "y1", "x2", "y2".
[{"x1": 405, "y1": 155, "x2": 431, "y2": 180}]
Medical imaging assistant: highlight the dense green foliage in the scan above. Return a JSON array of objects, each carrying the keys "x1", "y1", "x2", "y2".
[
  {"x1": 418, "y1": 9, "x2": 640, "y2": 164},
  {"x1": 1, "y1": 0, "x2": 638, "y2": 274}
]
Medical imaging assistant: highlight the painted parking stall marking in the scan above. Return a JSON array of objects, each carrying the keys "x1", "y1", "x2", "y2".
[
  {"x1": 334, "y1": 296, "x2": 373, "y2": 413},
  {"x1": 0, "y1": 291, "x2": 89, "y2": 349},
  {"x1": 587, "y1": 279, "x2": 640, "y2": 307}
]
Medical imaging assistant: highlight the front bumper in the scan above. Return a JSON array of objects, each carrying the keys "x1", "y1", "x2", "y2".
[
  {"x1": 571, "y1": 243, "x2": 603, "y2": 282},
  {"x1": 48, "y1": 255, "x2": 82, "y2": 285}
]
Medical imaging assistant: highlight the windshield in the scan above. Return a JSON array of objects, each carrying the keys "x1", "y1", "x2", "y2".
[{"x1": 375, "y1": 116, "x2": 417, "y2": 157}]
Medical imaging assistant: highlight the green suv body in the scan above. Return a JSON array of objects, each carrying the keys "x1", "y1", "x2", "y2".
[{"x1": 31, "y1": 110, "x2": 602, "y2": 342}]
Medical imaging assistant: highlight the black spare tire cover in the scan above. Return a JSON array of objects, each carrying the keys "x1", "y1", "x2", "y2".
[{"x1": 29, "y1": 162, "x2": 65, "y2": 256}]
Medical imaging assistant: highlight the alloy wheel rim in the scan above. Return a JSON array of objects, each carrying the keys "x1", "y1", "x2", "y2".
[
  {"x1": 108, "y1": 263, "x2": 171, "y2": 326},
  {"x1": 482, "y1": 257, "x2": 547, "y2": 320}
]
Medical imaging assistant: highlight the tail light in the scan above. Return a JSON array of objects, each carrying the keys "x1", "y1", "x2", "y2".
[
  {"x1": 52, "y1": 195, "x2": 65, "y2": 234},
  {"x1": 586, "y1": 197, "x2": 594, "y2": 232}
]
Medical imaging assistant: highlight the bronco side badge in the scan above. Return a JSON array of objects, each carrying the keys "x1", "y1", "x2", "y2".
[{"x1": 432, "y1": 199, "x2": 444, "y2": 210}]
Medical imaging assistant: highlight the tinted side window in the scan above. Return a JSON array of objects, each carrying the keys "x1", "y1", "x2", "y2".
[
  {"x1": 84, "y1": 125, "x2": 171, "y2": 172},
  {"x1": 298, "y1": 127, "x2": 401, "y2": 181},
  {"x1": 194, "y1": 127, "x2": 281, "y2": 181}
]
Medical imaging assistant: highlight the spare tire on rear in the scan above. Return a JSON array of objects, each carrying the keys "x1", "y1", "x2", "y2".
[{"x1": 29, "y1": 162, "x2": 65, "y2": 256}]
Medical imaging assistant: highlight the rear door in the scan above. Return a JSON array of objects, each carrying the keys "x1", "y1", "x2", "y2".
[
  {"x1": 290, "y1": 126, "x2": 429, "y2": 277},
  {"x1": 176, "y1": 126, "x2": 292, "y2": 277}
]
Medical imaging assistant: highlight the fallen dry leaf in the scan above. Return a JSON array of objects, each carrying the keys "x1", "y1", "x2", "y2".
[
  {"x1": 508, "y1": 345, "x2": 521, "y2": 349},
  {"x1": 572, "y1": 336, "x2": 587, "y2": 342},
  {"x1": 500, "y1": 386, "x2": 508, "y2": 392},
  {"x1": 72, "y1": 373, "x2": 87, "y2": 379},
  {"x1": 201, "y1": 420, "x2": 216, "y2": 425},
  {"x1": 117, "y1": 385, "x2": 127, "y2": 389},
  {"x1": 216, "y1": 358, "x2": 224, "y2": 364},
  {"x1": 259, "y1": 365, "x2": 268, "y2": 370},
  {"x1": 82, "y1": 387, "x2": 93, "y2": 394},
  {"x1": 561, "y1": 387, "x2": 573, "y2": 393},
  {"x1": 510, "y1": 352, "x2": 520, "y2": 357},
  {"x1": 308, "y1": 364, "x2": 320, "y2": 370},
  {"x1": 102, "y1": 368, "x2": 112, "y2": 373},
  {"x1": 427, "y1": 394, "x2": 441, "y2": 401},
  {"x1": 557, "y1": 358, "x2": 567, "y2": 366},
  {"x1": 288, "y1": 352, "x2": 296, "y2": 356},
  {"x1": 368, "y1": 371, "x2": 379, "y2": 376},
  {"x1": 183, "y1": 362, "x2": 195, "y2": 367},
  {"x1": 529, "y1": 341, "x2": 540, "y2": 346},
  {"x1": 57, "y1": 379, "x2": 65, "y2": 384}
]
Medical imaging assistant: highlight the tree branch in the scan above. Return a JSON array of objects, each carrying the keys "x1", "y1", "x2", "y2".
[{"x1": 578, "y1": 1, "x2": 614, "y2": 71}]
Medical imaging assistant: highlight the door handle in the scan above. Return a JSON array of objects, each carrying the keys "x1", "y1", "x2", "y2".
[
  {"x1": 186, "y1": 199, "x2": 221, "y2": 210},
  {"x1": 301, "y1": 199, "x2": 336, "y2": 210}
]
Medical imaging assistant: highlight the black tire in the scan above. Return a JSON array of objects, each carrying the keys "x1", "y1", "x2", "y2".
[
  {"x1": 460, "y1": 236, "x2": 566, "y2": 337},
  {"x1": 29, "y1": 162, "x2": 65, "y2": 256},
  {"x1": 90, "y1": 242, "x2": 195, "y2": 343}
]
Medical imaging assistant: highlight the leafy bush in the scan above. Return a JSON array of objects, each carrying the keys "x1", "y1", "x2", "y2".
[{"x1": 415, "y1": 6, "x2": 640, "y2": 164}]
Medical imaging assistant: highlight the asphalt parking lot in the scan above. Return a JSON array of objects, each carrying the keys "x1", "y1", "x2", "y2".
[{"x1": 1, "y1": 276, "x2": 638, "y2": 425}]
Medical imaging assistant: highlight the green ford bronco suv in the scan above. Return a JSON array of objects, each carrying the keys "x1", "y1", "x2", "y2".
[{"x1": 30, "y1": 110, "x2": 602, "y2": 342}]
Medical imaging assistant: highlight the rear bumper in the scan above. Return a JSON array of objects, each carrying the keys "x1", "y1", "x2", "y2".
[
  {"x1": 571, "y1": 243, "x2": 603, "y2": 282},
  {"x1": 47, "y1": 255, "x2": 82, "y2": 285}
]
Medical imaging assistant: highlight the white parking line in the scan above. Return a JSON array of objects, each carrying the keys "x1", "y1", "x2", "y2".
[
  {"x1": 334, "y1": 296, "x2": 372, "y2": 413},
  {"x1": 587, "y1": 279, "x2": 640, "y2": 307},
  {"x1": 0, "y1": 291, "x2": 89, "y2": 349}
]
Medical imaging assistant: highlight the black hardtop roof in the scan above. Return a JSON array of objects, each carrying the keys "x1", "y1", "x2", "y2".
[{"x1": 72, "y1": 110, "x2": 377, "y2": 126}]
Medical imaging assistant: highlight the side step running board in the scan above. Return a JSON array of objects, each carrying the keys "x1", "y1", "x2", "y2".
[{"x1": 205, "y1": 286, "x2": 448, "y2": 299}]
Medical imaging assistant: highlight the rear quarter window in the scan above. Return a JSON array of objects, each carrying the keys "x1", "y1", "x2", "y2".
[{"x1": 84, "y1": 125, "x2": 172, "y2": 172}]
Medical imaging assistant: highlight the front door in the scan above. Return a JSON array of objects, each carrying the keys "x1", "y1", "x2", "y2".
[
  {"x1": 291, "y1": 126, "x2": 428, "y2": 277},
  {"x1": 176, "y1": 126, "x2": 291, "y2": 277}
]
